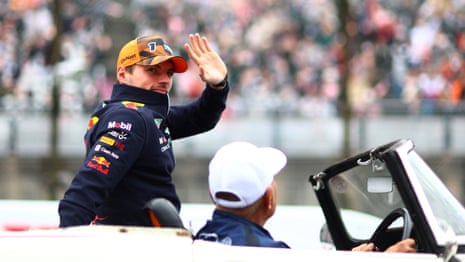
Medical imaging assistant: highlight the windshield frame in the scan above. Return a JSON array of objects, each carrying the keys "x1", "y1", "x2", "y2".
[
  {"x1": 310, "y1": 139, "x2": 465, "y2": 253},
  {"x1": 396, "y1": 140, "x2": 465, "y2": 245}
]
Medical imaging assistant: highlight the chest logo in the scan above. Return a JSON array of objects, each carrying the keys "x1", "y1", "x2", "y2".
[{"x1": 154, "y1": 118, "x2": 162, "y2": 129}]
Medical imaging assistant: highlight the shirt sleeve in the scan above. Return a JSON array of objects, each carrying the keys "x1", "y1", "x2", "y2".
[
  {"x1": 167, "y1": 82, "x2": 229, "y2": 139},
  {"x1": 58, "y1": 108, "x2": 146, "y2": 227}
]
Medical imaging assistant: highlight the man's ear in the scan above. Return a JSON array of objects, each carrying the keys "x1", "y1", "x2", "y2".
[
  {"x1": 263, "y1": 186, "x2": 275, "y2": 211},
  {"x1": 116, "y1": 67, "x2": 127, "y2": 83}
]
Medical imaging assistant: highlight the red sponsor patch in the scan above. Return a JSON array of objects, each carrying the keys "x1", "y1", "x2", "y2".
[{"x1": 87, "y1": 156, "x2": 111, "y2": 175}]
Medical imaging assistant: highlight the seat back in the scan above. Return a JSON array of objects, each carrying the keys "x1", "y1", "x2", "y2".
[{"x1": 144, "y1": 198, "x2": 185, "y2": 229}]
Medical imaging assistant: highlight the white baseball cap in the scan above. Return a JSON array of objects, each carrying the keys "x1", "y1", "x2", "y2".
[{"x1": 208, "y1": 142, "x2": 287, "y2": 208}]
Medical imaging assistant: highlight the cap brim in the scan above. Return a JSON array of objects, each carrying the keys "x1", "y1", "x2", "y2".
[{"x1": 137, "y1": 56, "x2": 188, "y2": 73}]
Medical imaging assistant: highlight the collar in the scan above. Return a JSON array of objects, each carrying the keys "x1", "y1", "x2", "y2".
[
  {"x1": 213, "y1": 209, "x2": 264, "y2": 229},
  {"x1": 110, "y1": 84, "x2": 170, "y2": 116}
]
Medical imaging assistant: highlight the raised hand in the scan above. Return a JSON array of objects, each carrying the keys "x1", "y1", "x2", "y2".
[{"x1": 184, "y1": 33, "x2": 228, "y2": 88}]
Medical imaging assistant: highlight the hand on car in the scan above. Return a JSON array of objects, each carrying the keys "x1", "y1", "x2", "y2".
[
  {"x1": 352, "y1": 242, "x2": 377, "y2": 252},
  {"x1": 352, "y1": 238, "x2": 416, "y2": 253},
  {"x1": 384, "y1": 238, "x2": 416, "y2": 253}
]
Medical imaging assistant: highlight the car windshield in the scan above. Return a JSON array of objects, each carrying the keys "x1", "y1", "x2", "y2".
[
  {"x1": 406, "y1": 152, "x2": 465, "y2": 236},
  {"x1": 327, "y1": 158, "x2": 403, "y2": 240},
  {"x1": 328, "y1": 145, "x2": 465, "y2": 244}
]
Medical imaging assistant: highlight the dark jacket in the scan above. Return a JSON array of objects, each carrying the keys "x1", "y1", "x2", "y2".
[
  {"x1": 59, "y1": 83, "x2": 228, "y2": 227},
  {"x1": 194, "y1": 209, "x2": 290, "y2": 248}
]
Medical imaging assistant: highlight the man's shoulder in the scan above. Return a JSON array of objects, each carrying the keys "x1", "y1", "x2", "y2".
[{"x1": 86, "y1": 101, "x2": 149, "y2": 131}]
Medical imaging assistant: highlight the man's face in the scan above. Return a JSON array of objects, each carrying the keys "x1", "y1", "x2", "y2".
[{"x1": 118, "y1": 60, "x2": 175, "y2": 94}]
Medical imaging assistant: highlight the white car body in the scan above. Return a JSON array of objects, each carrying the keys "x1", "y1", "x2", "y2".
[
  {"x1": 0, "y1": 223, "x2": 452, "y2": 262},
  {"x1": 2, "y1": 139, "x2": 464, "y2": 261},
  {"x1": 0, "y1": 199, "x2": 459, "y2": 261},
  {"x1": 0, "y1": 199, "x2": 329, "y2": 249}
]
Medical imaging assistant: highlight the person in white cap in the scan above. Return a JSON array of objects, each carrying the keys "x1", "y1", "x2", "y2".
[
  {"x1": 195, "y1": 141, "x2": 290, "y2": 248},
  {"x1": 59, "y1": 33, "x2": 229, "y2": 227},
  {"x1": 195, "y1": 141, "x2": 416, "y2": 252}
]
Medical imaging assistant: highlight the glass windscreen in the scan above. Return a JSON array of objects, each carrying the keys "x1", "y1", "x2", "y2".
[
  {"x1": 328, "y1": 159, "x2": 404, "y2": 240},
  {"x1": 407, "y1": 152, "x2": 465, "y2": 235}
]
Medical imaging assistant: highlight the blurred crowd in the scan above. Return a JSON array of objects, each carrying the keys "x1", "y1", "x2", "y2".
[{"x1": 1, "y1": 0, "x2": 465, "y2": 118}]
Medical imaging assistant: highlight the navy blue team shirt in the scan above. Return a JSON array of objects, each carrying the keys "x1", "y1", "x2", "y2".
[{"x1": 58, "y1": 82, "x2": 228, "y2": 227}]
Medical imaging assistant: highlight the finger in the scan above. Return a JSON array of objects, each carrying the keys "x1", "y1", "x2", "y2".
[
  {"x1": 184, "y1": 42, "x2": 197, "y2": 61},
  {"x1": 186, "y1": 34, "x2": 201, "y2": 58},
  {"x1": 193, "y1": 33, "x2": 208, "y2": 54},
  {"x1": 352, "y1": 243, "x2": 374, "y2": 252},
  {"x1": 198, "y1": 67, "x2": 206, "y2": 81},
  {"x1": 185, "y1": 36, "x2": 201, "y2": 64},
  {"x1": 199, "y1": 71, "x2": 210, "y2": 83},
  {"x1": 367, "y1": 243, "x2": 375, "y2": 251},
  {"x1": 404, "y1": 245, "x2": 416, "y2": 253},
  {"x1": 201, "y1": 35, "x2": 212, "y2": 52}
]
